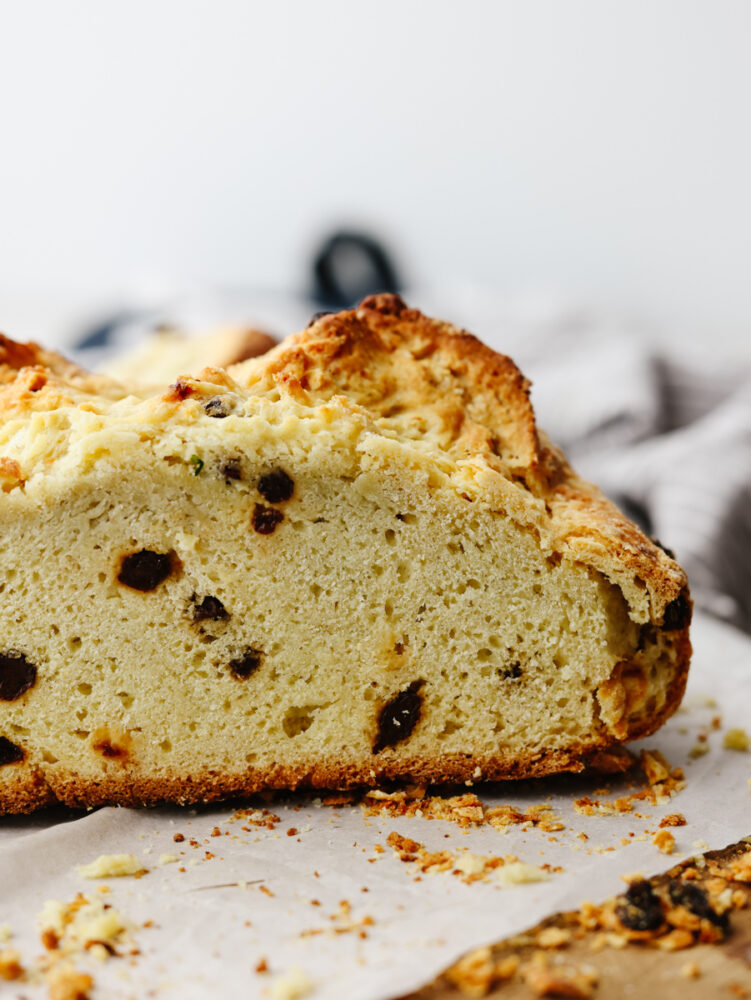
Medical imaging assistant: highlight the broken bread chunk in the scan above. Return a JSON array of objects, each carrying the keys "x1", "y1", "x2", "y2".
[
  {"x1": 0, "y1": 294, "x2": 690, "y2": 813},
  {"x1": 102, "y1": 324, "x2": 276, "y2": 392}
]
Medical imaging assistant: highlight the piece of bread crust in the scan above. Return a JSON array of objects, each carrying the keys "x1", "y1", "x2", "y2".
[
  {"x1": 0, "y1": 295, "x2": 690, "y2": 813},
  {"x1": 103, "y1": 325, "x2": 277, "y2": 390},
  {"x1": 0, "y1": 333, "x2": 130, "y2": 403}
]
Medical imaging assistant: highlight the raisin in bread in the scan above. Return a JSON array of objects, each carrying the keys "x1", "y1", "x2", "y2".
[{"x1": 0, "y1": 295, "x2": 690, "y2": 813}]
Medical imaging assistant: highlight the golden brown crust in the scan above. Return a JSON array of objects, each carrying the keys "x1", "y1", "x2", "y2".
[
  {"x1": 0, "y1": 334, "x2": 127, "y2": 411},
  {"x1": 0, "y1": 334, "x2": 81, "y2": 384},
  {"x1": 0, "y1": 763, "x2": 57, "y2": 814},
  {"x1": 237, "y1": 294, "x2": 541, "y2": 475}
]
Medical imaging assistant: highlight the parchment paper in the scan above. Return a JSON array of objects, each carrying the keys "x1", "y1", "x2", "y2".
[{"x1": 1, "y1": 610, "x2": 749, "y2": 999}]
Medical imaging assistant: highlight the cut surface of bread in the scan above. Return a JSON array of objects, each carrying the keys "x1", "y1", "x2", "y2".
[{"x1": 0, "y1": 295, "x2": 690, "y2": 813}]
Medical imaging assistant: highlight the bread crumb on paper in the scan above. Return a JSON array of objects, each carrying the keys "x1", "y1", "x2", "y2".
[
  {"x1": 574, "y1": 751, "x2": 684, "y2": 816},
  {"x1": 77, "y1": 854, "x2": 147, "y2": 879},
  {"x1": 47, "y1": 963, "x2": 94, "y2": 1000},
  {"x1": 723, "y1": 728, "x2": 750, "y2": 752},
  {"x1": 363, "y1": 787, "x2": 564, "y2": 832},
  {"x1": 0, "y1": 948, "x2": 23, "y2": 981},
  {"x1": 268, "y1": 965, "x2": 314, "y2": 999},
  {"x1": 496, "y1": 863, "x2": 550, "y2": 887},
  {"x1": 641, "y1": 749, "x2": 670, "y2": 785},
  {"x1": 659, "y1": 813, "x2": 687, "y2": 828},
  {"x1": 454, "y1": 852, "x2": 488, "y2": 877},
  {"x1": 653, "y1": 830, "x2": 676, "y2": 854},
  {"x1": 39, "y1": 894, "x2": 132, "y2": 957}
]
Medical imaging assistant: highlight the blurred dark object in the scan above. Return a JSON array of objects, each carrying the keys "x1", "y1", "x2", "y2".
[
  {"x1": 311, "y1": 230, "x2": 402, "y2": 309},
  {"x1": 75, "y1": 309, "x2": 143, "y2": 351},
  {"x1": 73, "y1": 229, "x2": 402, "y2": 357}
]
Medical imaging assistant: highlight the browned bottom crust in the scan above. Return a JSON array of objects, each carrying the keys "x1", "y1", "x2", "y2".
[
  {"x1": 0, "y1": 751, "x2": 601, "y2": 814},
  {"x1": 0, "y1": 628, "x2": 690, "y2": 815}
]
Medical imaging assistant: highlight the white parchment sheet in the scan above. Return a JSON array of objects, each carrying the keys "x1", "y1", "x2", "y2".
[{"x1": 0, "y1": 611, "x2": 749, "y2": 999}]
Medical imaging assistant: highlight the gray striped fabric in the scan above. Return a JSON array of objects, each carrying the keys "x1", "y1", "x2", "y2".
[{"x1": 523, "y1": 338, "x2": 751, "y2": 634}]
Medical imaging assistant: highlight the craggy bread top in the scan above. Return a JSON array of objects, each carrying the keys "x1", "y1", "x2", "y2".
[{"x1": 0, "y1": 295, "x2": 688, "y2": 627}]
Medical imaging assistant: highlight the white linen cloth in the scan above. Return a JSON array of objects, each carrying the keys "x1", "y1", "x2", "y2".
[{"x1": 523, "y1": 333, "x2": 751, "y2": 633}]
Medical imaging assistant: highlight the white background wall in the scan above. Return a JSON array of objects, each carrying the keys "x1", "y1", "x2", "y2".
[{"x1": 0, "y1": 0, "x2": 750, "y2": 352}]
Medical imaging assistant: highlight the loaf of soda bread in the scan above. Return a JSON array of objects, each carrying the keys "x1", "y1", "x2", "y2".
[{"x1": 0, "y1": 295, "x2": 690, "y2": 813}]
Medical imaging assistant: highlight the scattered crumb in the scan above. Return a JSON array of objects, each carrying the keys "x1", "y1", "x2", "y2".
[
  {"x1": 535, "y1": 927, "x2": 571, "y2": 949},
  {"x1": 723, "y1": 728, "x2": 750, "y2": 752},
  {"x1": 384, "y1": 831, "x2": 551, "y2": 886},
  {"x1": 689, "y1": 744, "x2": 709, "y2": 759},
  {"x1": 77, "y1": 854, "x2": 146, "y2": 879},
  {"x1": 230, "y1": 807, "x2": 282, "y2": 832},
  {"x1": 268, "y1": 965, "x2": 314, "y2": 999},
  {"x1": 659, "y1": 813, "x2": 687, "y2": 828},
  {"x1": 38, "y1": 893, "x2": 133, "y2": 959},
  {"x1": 653, "y1": 830, "x2": 676, "y2": 855},
  {"x1": 256, "y1": 957, "x2": 269, "y2": 974},
  {"x1": 641, "y1": 749, "x2": 670, "y2": 785},
  {"x1": 444, "y1": 947, "x2": 519, "y2": 996},
  {"x1": 47, "y1": 963, "x2": 94, "y2": 1000},
  {"x1": 158, "y1": 854, "x2": 180, "y2": 865},
  {"x1": 574, "y1": 751, "x2": 685, "y2": 816},
  {"x1": 0, "y1": 948, "x2": 23, "y2": 981},
  {"x1": 173, "y1": 832, "x2": 185, "y2": 843},
  {"x1": 454, "y1": 853, "x2": 488, "y2": 877},
  {"x1": 496, "y1": 863, "x2": 549, "y2": 887},
  {"x1": 363, "y1": 788, "x2": 564, "y2": 832},
  {"x1": 522, "y1": 958, "x2": 598, "y2": 998},
  {"x1": 0, "y1": 924, "x2": 11, "y2": 944}
]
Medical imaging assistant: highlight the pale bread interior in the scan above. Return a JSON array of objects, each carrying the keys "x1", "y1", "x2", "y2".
[{"x1": 0, "y1": 396, "x2": 683, "y2": 807}]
